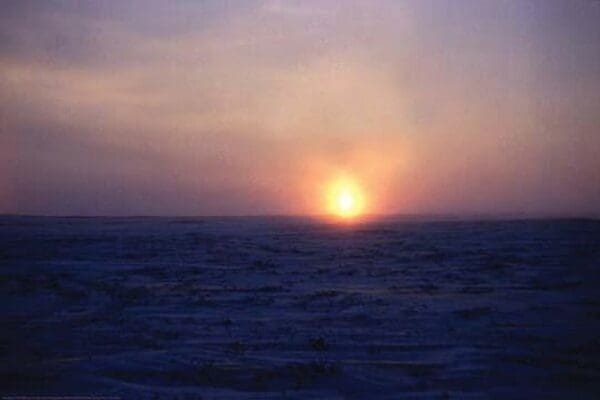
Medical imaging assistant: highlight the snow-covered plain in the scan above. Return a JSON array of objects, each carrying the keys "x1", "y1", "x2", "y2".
[{"x1": 1, "y1": 216, "x2": 599, "y2": 399}]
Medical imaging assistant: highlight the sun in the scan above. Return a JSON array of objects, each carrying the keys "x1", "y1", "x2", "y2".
[{"x1": 326, "y1": 177, "x2": 365, "y2": 219}]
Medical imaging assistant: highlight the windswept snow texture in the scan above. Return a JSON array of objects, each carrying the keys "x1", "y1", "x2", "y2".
[{"x1": 1, "y1": 216, "x2": 599, "y2": 399}]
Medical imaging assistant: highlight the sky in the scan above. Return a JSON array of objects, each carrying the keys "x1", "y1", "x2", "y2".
[{"x1": 1, "y1": 0, "x2": 599, "y2": 216}]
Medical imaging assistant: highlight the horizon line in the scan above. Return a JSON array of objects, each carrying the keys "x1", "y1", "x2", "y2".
[{"x1": 1, "y1": 212, "x2": 598, "y2": 221}]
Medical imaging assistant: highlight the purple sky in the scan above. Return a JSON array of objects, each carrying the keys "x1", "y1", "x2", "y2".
[{"x1": 1, "y1": 0, "x2": 599, "y2": 216}]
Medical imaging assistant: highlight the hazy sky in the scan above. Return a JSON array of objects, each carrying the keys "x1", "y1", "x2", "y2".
[{"x1": 1, "y1": 0, "x2": 599, "y2": 216}]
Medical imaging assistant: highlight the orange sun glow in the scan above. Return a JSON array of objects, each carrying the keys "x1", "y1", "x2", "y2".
[{"x1": 326, "y1": 177, "x2": 365, "y2": 219}]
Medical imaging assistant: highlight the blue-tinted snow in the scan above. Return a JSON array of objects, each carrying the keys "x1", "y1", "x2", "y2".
[{"x1": 1, "y1": 216, "x2": 599, "y2": 399}]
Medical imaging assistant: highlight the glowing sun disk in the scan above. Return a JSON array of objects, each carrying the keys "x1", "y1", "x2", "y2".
[
  {"x1": 338, "y1": 191, "x2": 354, "y2": 212},
  {"x1": 326, "y1": 177, "x2": 365, "y2": 219}
]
